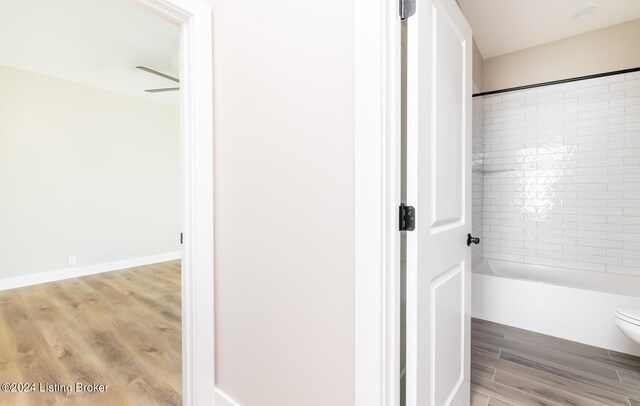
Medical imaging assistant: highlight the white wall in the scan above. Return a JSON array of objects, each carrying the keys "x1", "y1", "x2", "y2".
[
  {"x1": 481, "y1": 71, "x2": 640, "y2": 275},
  {"x1": 0, "y1": 64, "x2": 180, "y2": 279},
  {"x1": 483, "y1": 19, "x2": 640, "y2": 93},
  {"x1": 211, "y1": 0, "x2": 355, "y2": 405}
]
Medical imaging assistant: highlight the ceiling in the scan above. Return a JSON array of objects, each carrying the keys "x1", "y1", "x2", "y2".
[
  {"x1": 0, "y1": 0, "x2": 179, "y2": 106},
  {"x1": 458, "y1": 0, "x2": 640, "y2": 59}
]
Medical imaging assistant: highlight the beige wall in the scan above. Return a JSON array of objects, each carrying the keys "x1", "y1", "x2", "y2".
[
  {"x1": 482, "y1": 18, "x2": 640, "y2": 92},
  {"x1": 472, "y1": 40, "x2": 484, "y2": 91},
  {"x1": 0, "y1": 64, "x2": 180, "y2": 279},
  {"x1": 460, "y1": 0, "x2": 483, "y2": 91},
  {"x1": 211, "y1": 0, "x2": 355, "y2": 405}
]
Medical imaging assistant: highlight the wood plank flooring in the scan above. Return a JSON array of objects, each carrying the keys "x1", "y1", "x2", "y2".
[
  {"x1": 0, "y1": 261, "x2": 182, "y2": 406},
  {"x1": 471, "y1": 318, "x2": 640, "y2": 406},
  {"x1": 6, "y1": 263, "x2": 639, "y2": 405}
]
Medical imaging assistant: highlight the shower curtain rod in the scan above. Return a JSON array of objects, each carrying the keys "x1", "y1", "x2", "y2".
[{"x1": 473, "y1": 66, "x2": 640, "y2": 98}]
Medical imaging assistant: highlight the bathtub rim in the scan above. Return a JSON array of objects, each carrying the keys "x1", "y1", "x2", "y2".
[{"x1": 473, "y1": 258, "x2": 640, "y2": 298}]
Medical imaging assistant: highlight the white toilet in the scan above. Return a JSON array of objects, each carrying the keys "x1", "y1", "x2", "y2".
[{"x1": 615, "y1": 307, "x2": 640, "y2": 344}]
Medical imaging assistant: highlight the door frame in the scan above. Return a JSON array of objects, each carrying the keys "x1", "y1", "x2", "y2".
[
  {"x1": 354, "y1": 0, "x2": 402, "y2": 405},
  {"x1": 133, "y1": 0, "x2": 215, "y2": 404}
]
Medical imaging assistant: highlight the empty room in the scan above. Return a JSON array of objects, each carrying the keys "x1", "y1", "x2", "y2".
[{"x1": 0, "y1": 0, "x2": 183, "y2": 404}]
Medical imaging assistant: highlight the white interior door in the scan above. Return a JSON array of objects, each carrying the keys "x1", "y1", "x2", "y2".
[{"x1": 405, "y1": 0, "x2": 472, "y2": 404}]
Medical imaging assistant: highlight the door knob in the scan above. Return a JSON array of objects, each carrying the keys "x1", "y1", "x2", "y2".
[{"x1": 467, "y1": 234, "x2": 480, "y2": 246}]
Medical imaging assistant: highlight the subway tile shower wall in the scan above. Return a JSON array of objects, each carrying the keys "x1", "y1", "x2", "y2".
[
  {"x1": 472, "y1": 96, "x2": 484, "y2": 268},
  {"x1": 480, "y1": 71, "x2": 640, "y2": 275}
]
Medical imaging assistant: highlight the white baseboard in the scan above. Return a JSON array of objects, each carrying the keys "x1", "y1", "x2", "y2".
[
  {"x1": 0, "y1": 251, "x2": 181, "y2": 291},
  {"x1": 215, "y1": 388, "x2": 241, "y2": 406}
]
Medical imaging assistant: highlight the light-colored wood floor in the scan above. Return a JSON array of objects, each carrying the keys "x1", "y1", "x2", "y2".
[
  {"x1": 0, "y1": 261, "x2": 181, "y2": 406},
  {"x1": 471, "y1": 318, "x2": 640, "y2": 406}
]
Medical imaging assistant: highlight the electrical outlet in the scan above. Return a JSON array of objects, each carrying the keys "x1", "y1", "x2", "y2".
[{"x1": 67, "y1": 255, "x2": 77, "y2": 265}]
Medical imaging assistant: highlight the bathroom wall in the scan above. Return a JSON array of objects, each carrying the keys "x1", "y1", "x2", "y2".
[
  {"x1": 472, "y1": 95, "x2": 484, "y2": 267},
  {"x1": 472, "y1": 40, "x2": 484, "y2": 91},
  {"x1": 481, "y1": 70, "x2": 640, "y2": 275},
  {"x1": 482, "y1": 18, "x2": 640, "y2": 93}
]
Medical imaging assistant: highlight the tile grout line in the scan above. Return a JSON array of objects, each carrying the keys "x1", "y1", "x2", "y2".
[
  {"x1": 498, "y1": 341, "x2": 623, "y2": 383},
  {"x1": 488, "y1": 343, "x2": 637, "y2": 402},
  {"x1": 498, "y1": 367, "x2": 618, "y2": 406},
  {"x1": 483, "y1": 376, "x2": 563, "y2": 406},
  {"x1": 475, "y1": 320, "x2": 640, "y2": 403},
  {"x1": 502, "y1": 348, "x2": 637, "y2": 399}
]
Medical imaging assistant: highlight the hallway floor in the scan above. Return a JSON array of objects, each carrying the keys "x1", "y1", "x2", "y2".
[
  {"x1": 471, "y1": 318, "x2": 640, "y2": 406},
  {"x1": 0, "y1": 261, "x2": 181, "y2": 406}
]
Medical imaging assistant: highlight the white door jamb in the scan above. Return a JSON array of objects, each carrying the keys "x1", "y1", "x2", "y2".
[
  {"x1": 355, "y1": 0, "x2": 402, "y2": 405},
  {"x1": 133, "y1": 0, "x2": 215, "y2": 404}
]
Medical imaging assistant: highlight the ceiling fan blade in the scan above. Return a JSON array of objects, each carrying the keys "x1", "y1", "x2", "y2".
[
  {"x1": 136, "y1": 66, "x2": 179, "y2": 83},
  {"x1": 145, "y1": 87, "x2": 180, "y2": 93}
]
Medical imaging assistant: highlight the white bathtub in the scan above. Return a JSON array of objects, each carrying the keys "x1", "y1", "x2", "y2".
[{"x1": 472, "y1": 259, "x2": 640, "y2": 356}]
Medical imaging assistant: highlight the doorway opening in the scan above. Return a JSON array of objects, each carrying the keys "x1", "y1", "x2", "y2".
[{"x1": 0, "y1": 0, "x2": 214, "y2": 404}]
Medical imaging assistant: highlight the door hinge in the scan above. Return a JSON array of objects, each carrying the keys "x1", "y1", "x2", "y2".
[
  {"x1": 400, "y1": 0, "x2": 416, "y2": 20},
  {"x1": 399, "y1": 203, "x2": 416, "y2": 231}
]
